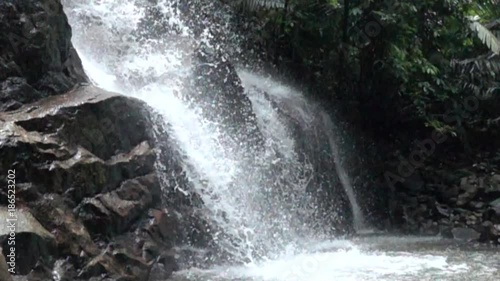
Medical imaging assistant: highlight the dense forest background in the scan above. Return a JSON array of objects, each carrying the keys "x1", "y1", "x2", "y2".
[{"x1": 233, "y1": 0, "x2": 499, "y2": 144}]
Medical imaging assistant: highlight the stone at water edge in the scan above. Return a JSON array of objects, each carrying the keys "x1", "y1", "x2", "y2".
[
  {"x1": 451, "y1": 227, "x2": 481, "y2": 241},
  {"x1": 490, "y1": 198, "x2": 500, "y2": 207}
]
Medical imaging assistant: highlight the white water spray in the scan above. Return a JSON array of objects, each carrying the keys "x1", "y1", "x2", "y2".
[{"x1": 63, "y1": 0, "x2": 342, "y2": 261}]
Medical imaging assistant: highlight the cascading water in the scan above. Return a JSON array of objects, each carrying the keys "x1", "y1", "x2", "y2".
[
  {"x1": 63, "y1": 0, "x2": 500, "y2": 280},
  {"x1": 320, "y1": 112, "x2": 366, "y2": 232},
  {"x1": 62, "y1": 0, "x2": 337, "y2": 262}
]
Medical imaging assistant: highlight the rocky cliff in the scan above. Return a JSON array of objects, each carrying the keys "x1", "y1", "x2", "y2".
[
  {"x1": 0, "y1": 0, "x2": 211, "y2": 280},
  {"x1": 385, "y1": 148, "x2": 500, "y2": 244}
]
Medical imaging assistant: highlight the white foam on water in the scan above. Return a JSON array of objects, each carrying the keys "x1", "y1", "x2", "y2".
[{"x1": 173, "y1": 238, "x2": 473, "y2": 281}]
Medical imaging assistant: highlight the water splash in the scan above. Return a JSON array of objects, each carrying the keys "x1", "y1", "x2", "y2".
[
  {"x1": 63, "y1": 2, "x2": 500, "y2": 280},
  {"x1": 64, "y1": 0, "x2": 359, "y2": 263}
]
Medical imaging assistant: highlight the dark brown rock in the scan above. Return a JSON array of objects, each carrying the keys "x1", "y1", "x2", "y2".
[
  {"x1": 0, "y1": 0, "x2": 216, "y2": 279},
  {"x1": 0, "y1": 86, "x2": 198, "y2": 279},
  {"x1": 0, "y1": 86, "x2": 157, "y2": 203},
  {"x1": 76, "y1": 173, "x2": 160, "y2": 235},
  {"x1": 0, "y1": 0, "x2": 88, "y2": 110}
]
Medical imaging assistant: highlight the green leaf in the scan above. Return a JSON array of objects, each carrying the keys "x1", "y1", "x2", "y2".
[{"x1": 469, "y1": 20, "x2": 500, "y2": 54}]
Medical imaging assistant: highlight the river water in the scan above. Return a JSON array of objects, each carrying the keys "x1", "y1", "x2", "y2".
[{"x1": 171, "y1": 235, "x2": 499, "y2": 281}]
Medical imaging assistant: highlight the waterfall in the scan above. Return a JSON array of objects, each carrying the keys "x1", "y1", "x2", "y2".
[
  {"x1": 63, "y1": 0, "x2": 362, "y2": 263},
  {"x1": 320, "y1": 113, "x2": 366, "y2": 232}
]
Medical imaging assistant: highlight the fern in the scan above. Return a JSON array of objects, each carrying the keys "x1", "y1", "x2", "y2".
[
  {"x1": 469, "y1": 20, "x2": 500, "y2": 55},
  {"x1": 452, "y1": 52, "x2": 500, "y2": 97},
  {"x1": 452, "y1": 53, "x2": 500, "y2": 76},
  {"x1": 238, "y1": 0, "x2": 286, "y2": 10}
]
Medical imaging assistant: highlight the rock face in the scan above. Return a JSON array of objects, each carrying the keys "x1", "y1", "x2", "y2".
[
  {"x1": 0, "y1": 86, "x2": 205, "y2": 280},
  {"x1": 387, "y1": 153, "x2": 500, "y2": 244},
  {"x1": 189, "y1": 44, "x2": 264, "y2": 150},
  {"x1": 0, "y1": 0, "x2": 88, "y2": 111},
  {"x1": 0, "y1": 0, "x2": 212, "y2": 279}
]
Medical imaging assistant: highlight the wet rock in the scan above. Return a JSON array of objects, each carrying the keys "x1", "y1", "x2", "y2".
[
  {"x1": 0, "y1": 208, "x2": 56, "y2": 275},
  {"x1": 456, "y1": 176, "x2": 479, "y2": 206},
  {"x1": 0, "y1": 86, "x2": 198, "y2": 278},
  {"x1": 0, "y1": 86, "x2": 157, "y2": 202},
  {"x1": 451, "y1": 227, "x2": 481, "y2": 241},
  {"x1": 0, "y1": 0, "x2": 88, "y2": 107},
  {"x1": 76, "y1": 173, "x2": 160, "y2": 236},
  {"x1": 29, "y1": 194, "x2": 100, "y2": 258},
  {"x1": 78, "y1": 243, "x2": 155, "y2": 281},
  {"x1": 51, "y1": 259, "x2": 78, "y2": 281},
  {"x1": 78, "y1": 252, "x2": 122, "y2": 279},
  {"x1": 0, "y1": 0, "x2": 211, "y2": 278},
  {"x1": 111, "y1": 248, "x2": 150, "y2": 279},
  {"x1": 0, "y1": 78, "x2": 42, "y2": 111},
  {"x1": 148, "y1": 260, "x2": 177, "y2": 281},
  {"x1": 190, "y1": 43, "x2": 263, "y2": 149},
  {"x1": 144, "y1": 209, "x2": 180, "y2": 248},
  {"x1": 24, "y1": 261, "x2": 56, "y2": 281}
]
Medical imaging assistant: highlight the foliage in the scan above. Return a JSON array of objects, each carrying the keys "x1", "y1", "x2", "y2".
[
  {"x1": 237, "y1": 0, "x2": 286, "y2": 10},
  {"x1": 235, "y1": 0, "x2": 500, "y2": 148}
]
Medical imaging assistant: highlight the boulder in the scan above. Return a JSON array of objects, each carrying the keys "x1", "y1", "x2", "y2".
[
  {"x1": 0, "y1": 86, "x2": 205, "y2": 279},
  {"x1": 451, "y1": 227, "x2": 481, "y2": 241},
  {"x1": 0, "y1": 86, "x2": 157, "y2": 202},
  {"x1": 0, "y1": 0, "x2": 214, "y2": 278}
]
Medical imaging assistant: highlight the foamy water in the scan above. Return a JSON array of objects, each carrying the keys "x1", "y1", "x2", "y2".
[{"x1": 171, "y1": 236, "x2": 498, "y2": 281}]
